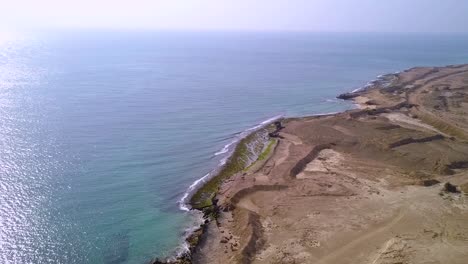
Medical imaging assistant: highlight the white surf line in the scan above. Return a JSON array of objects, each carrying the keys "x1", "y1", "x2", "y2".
[{"x1": 178, "y1": 114, "x2": 284, "y2": 211}]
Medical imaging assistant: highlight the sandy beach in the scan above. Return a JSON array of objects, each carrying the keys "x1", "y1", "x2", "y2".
[{"x1": 164, "y1": 64, "x2": 468, "y2": 264}]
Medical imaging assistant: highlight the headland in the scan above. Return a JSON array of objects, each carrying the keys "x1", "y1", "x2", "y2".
[{"x1": 156, "y1": 64, "x2": 468, "y2": 264}]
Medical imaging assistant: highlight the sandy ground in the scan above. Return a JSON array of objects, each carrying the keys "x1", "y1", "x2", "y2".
[{"x1": 191, "y1": 65, "x2": 468, "y2": 264}]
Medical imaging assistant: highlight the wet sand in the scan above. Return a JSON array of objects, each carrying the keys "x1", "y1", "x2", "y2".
[{"x1": 191, "y1": 65, "x2": 468, "y2": 264}]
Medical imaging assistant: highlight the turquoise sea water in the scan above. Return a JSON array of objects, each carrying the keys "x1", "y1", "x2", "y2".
[{"x1": 1, "y1": 31, "x2": 468, "y2": 263}]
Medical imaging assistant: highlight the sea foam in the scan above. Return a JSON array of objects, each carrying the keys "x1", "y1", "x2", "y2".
[{"x1": 178, "y1": 114, "x2": 283, "y2": 212}]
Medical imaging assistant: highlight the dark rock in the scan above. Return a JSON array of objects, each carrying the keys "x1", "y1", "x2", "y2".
[
  {"x1": 365, "y1": 100, "x2": 378, "y2": 105},
  {"x1": 337, "y1": 92, "x2": 361, "y2": 100},
  {"x1": 231, "y1": 244, "x2": 238, "y2": 251},
  {"x1": 443, "y1": 182, "x2": 459, "y2": 193},
  {"x1": 269, "y1": 131, "x2": 279, "y2": 138},
  {"x1": 274, "y1": 121, "x2": 285, "y2": 130},
  {"x1": 269, "y1": 121, "x2": 285, "y2": 138},
  {"x1": 421, "y1": 179, "x2": 441, "y2": 186}
]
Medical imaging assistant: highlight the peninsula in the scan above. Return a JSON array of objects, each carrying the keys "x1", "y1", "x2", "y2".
[{"x1": 163, "y1": 64, "x2": 468, "y2": 264}]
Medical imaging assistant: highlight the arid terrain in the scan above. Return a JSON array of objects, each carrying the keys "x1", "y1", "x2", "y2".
[{"x1": 190, "y1": 65, "x2": 468, "y2": 264}]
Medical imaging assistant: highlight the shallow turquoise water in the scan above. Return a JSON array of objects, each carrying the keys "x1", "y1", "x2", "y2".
[{"x1": 1, "y1": 31, "x2": 468, "y2": 263}]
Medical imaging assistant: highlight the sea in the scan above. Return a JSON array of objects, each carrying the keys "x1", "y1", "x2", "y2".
[{"x1": 1, "y1": 31, "x2": 468, "y2": 263}]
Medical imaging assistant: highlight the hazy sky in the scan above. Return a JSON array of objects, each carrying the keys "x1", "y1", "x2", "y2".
[{"x1": 2, "y1": 0, "x2": 468, "y2": 32}]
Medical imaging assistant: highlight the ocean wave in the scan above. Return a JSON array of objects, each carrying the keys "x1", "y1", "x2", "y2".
[
  {"x1": 351, "y1": 87, "x2": 364, "y2": 93},
  {"x1": 178, "y1": 172, "x2": 211, "y2": 212},
  {"x1": 178, "y1": 114, "x2": 283, "y2": 212},
  {"x1": 173, "y1": 70, "x2": 397, "y2": 258},
  {"x1": 220, "y1": 156, "x2": 228, "y2": 165},
  {"x1": 214, "y1": 140, "x2": 236, "y2": 156},
  {"x1": 311, "y1": 111, "x2": 339, "y2": 117},
  {"x1": 174, "y1": 114, "x2": 283, "y2": 260},
  {"x1": 171, "y1": 209, "x2": 205, "y2": 260},
  {"x1": 213, "y1": 115, "x2": 283, "y2": 157},
  {"x1": 244, "y1": 115, "x2": 283, "y2": 133},
  {"x1": 349, "y1": 72, "x2": 398, "y2": 94}
]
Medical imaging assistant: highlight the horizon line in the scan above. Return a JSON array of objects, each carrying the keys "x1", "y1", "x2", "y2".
[{"x1": 5, "y1": 27, "x2": 468, "y2": 35}]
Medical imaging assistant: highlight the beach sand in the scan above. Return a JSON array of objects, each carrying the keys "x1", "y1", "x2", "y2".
[{"x1": 183, "y1": 64, "x2": 468, "y2": 264}]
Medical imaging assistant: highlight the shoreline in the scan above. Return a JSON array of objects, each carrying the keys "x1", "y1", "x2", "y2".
[
  {"x1": 152, "y1": 68, "x2": 397, "y2": 263},
  {"x1": 179, "y1": 69, "x2": 399, "y2": 215},
  {"x1": 156, "y1": 115, "x2": 284, "y2": 262},
  {"x1": 152, "y1": 117, "x2": 283, "y2": 263},
  {"x1": 154, "y1": 63, "x2": 468, "y2": 263}
]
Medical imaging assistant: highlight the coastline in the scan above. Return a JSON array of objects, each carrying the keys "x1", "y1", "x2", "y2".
[
  {"x1": 151, "y1": 117, "x2": 282, "y2": 263},
  {"x1": 154, "y1": 64, "x2": 468, "y2": 264},
  {"x1": 151, "y1": 69, "x2": 394, "y2": 263}
]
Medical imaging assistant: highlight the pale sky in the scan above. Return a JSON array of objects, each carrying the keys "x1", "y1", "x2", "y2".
[{"x1": 1, "y1": 0, "x2": 468, "y2": 32}]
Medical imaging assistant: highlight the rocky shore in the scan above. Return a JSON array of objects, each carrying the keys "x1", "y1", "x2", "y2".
[{"x1": 155, "y1": 64, "x2": 468, "y2": 264}]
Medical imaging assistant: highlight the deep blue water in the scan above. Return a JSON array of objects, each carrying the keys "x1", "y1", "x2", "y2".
[{"x1": 1, "y1": 31, "x2": 468, "y2": 263}]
